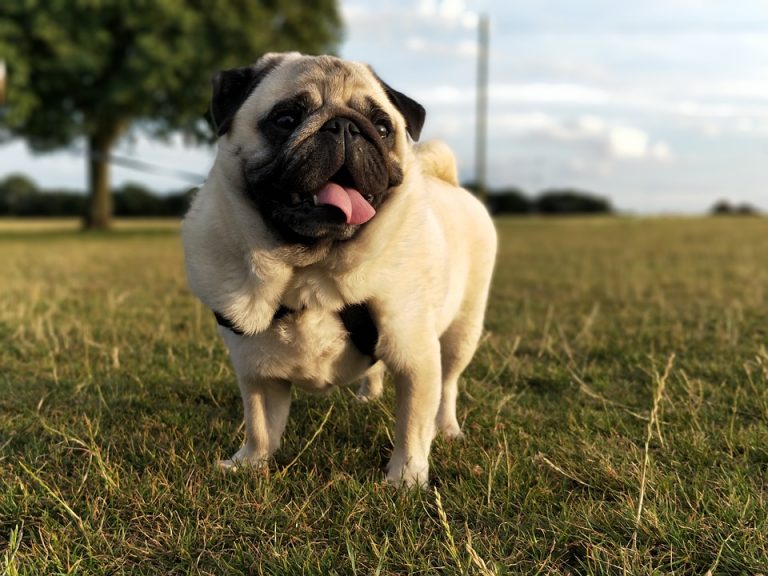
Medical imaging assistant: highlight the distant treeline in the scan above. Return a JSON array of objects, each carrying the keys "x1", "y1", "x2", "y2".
[
  {"x1": 1, "y1": 173, "x2": 759, "y2": 217},
  {"x1": 466, "y1": 184, "x2": 613, "y2": 215},
  {"x1": 0, "y1": 174, "x2": 195, "y2": 217},
  {"x1": 710, "y1": 200, "x2": 760, "y2": 216},
  {"x1": 2, "y1": 173, "x2": 614, "y2": 218}
]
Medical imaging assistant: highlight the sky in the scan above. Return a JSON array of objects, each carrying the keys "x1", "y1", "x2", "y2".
[{"x1": 1, "y1": 0, "x2": 766, "y2": 213}]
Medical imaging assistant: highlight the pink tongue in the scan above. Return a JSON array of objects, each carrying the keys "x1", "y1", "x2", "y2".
[{"x1": 315, "y1": 183, "x2": 376, "y2": 225}]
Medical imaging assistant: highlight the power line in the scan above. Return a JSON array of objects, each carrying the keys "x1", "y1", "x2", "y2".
[
  {"x1": 475, "y1": 14, "x2": 490, "y2": 205},
  {"x1": 104, "y1": 152, "x2": 206, "y2": 184},
  {"x1": 71, "y1": 146, "x2": 207, "y2": 185}
]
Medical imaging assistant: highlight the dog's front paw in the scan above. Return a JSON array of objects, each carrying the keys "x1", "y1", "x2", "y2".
[
  {"x1": 217, "y1": 446, "x2": 268, "y2": 472},
  {"x1": 385, "y1": 454, "x2": 429, "y2": 488}
]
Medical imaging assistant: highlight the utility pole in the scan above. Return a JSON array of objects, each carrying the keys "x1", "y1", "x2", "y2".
[
  {"x1": 474, "y1": 14, "x2": 490, "y2": 205},
  {"x1": 0, "y1": 60, "x2": 6, "y2": 107}
]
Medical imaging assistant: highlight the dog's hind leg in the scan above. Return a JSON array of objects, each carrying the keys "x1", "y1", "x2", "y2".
[
  {"x1": 436, "y1": 315, "x2": 484, "y2": 440},
  {"x1": 356, "y1": 361, "x2": 385, "y2": 401}
]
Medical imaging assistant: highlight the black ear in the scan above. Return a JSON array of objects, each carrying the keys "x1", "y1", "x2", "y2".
[
  {"x1": 374, "y1": 74, "x2": 426, "y2": 141},
  {"x1": 211, "y1": 57, "x2": 283, "y2": 136}
]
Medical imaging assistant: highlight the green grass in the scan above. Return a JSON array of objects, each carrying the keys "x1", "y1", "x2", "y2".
[{"x1": 1, "y1": 217, "x2": 767, "y2": 575}]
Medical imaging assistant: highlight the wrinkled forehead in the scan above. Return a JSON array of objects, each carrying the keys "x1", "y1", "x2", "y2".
[{"x1": 246, "y1": 56, "x2": 392, "y2": 116}]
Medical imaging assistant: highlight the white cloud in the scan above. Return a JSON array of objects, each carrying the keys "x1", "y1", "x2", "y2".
[
  {"x1": 606, "y1": 127, "x2": 672, "y2": 162},
  {"x1": 418, "y1": 85, "x2": 465, "y2": 104},
  {"x1": 417, "y1": 77, "x2": 768, "y2": 123},
  {"x1": 608, "y1": 125, "x2": 649, "y2": 159},
  {"x1": 345, "y1": 0, "x2": 478, "y2": 30},
  {"x1": 494, "y1": 112, "x2": 561, "y2": 131},
  {"x1": 416, "y1": 82, "x2": 612, "y2": 106},
  {"x1": 493, "y1": 83, "x2": 611, "y2": 105},
  {"x1": 699, "y1": 79, "x2": 768, "y2": 101},
  {"x1": 650, "y1": 142, "x2": 673, "y2": 162},
  {"x1": 417, "y1": 0, "x2": 477, "y2": 26},
  {"x1": 436, "y1": 0, "x2": 465, "y2": 20},
  {"x1": 460, "y1": 12, "x2": 479, "y2": 29},
  {"x1": 416, "y1": 0, "x2": 436, "y2": 17},
  {"x1": 492, "y1": 113, "x2": 672, "y2": 163},
  {"x1": 457, "y1": 40, "x2": 477, "y2": 57},
  {"x1": 676, "y1": 100, "x2": 738, "y2": 119},
  {"x1": 406, "y1": 36, "x2": 427, "y2": 52}
]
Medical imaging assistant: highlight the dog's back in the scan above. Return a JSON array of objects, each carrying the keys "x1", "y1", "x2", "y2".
[
  {"x1": 415, "y1": 140, "x2": 497, "y2": 339},
  {"x1": 414, "y1": 140, "x2": 459, "y2": 186}
]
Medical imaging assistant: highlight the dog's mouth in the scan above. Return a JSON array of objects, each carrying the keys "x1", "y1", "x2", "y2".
[
  {"x1": 310, "y1": 167, "x2": 376, "y2": 225},
  {"x1": 312, "y1": 183, "x2": 376, "y2": 225},
  {"x1": 283, "y1": 166, "x2": 378, "y2": 227},
  {"x1": 246, "y1": 140, "x2": 400, "y2": 243}
]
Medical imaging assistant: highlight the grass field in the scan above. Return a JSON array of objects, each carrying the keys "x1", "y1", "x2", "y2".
[{"x1": 1, "y1": 217, "x2": 767, "y2": 575}]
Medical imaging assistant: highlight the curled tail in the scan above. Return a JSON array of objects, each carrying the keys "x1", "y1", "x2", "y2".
[{"x1": 414, "y1": 140, "x2": 459, "y2": 186}]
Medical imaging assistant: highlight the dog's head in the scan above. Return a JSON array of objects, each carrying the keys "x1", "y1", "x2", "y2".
[{"x1": 210, "y1": 53, "x2": 426, "y2": 243}]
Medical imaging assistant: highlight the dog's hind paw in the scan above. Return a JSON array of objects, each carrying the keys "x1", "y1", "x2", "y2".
[
  {"x1": 356, "y1": 363, "x2": 385, "y2": 402},
  {"x1": 439, "y1": 424, "x2": 465, "y2": 441},
  {"x1": 356, "y1": 380, "x2": 383, "y2": 402},
  {"x1": 217, "y1": 458, "x2": 241, "y2": 471}
]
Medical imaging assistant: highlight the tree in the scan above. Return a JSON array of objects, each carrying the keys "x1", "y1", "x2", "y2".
[
  {"x1": 535, "y1": 189, "x2": 612, "y2": 215},
  {"x1": 711, "y1": 199, "x2": 760, "y2": 216},
  {"x1": 711, "y1": 200, "x2": 734, "y2": 215},
  {"x1": 487, "y1": 187, "x2": 531, "y2": 215},
  {"x1": 0, "y1": 174, "x2": 86, "y2": 216},
  {"x1": 113, "y1": 183, "x2": 165, "y2": 217},
  {"x1": 0, "y1": 173, "x2": 38, "y2": 215},
  {"x1": 0, "y1": 0, "x2": 341, "y2": 229}
]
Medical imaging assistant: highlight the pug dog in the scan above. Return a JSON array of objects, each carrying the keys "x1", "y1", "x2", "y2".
[{"x1": 182, "y1": 52, "x2": 496, "y2": 487}]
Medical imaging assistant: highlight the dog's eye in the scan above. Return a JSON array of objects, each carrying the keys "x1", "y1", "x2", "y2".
[
  {"x1": 375, "y1": 122, "x2": 391, "y2": 138},
  {"x1": 273, "y1": 112, "x2": 300, "y2": 131}
]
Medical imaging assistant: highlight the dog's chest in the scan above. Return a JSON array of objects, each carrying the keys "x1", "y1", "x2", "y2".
[
  {"x1": 280, "y1": 267, "x2": 347, "y2": 311},
  {"x1": 231, "y1": 306, "x2": 367, "y2": 392},
  {"x1": 226, "y1": 266, "x2": 378, "y2": 392}
]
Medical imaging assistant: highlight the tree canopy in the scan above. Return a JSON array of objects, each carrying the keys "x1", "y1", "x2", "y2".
[{"x1": 0, "y1": 0, "x2": 342, "y2": 227}]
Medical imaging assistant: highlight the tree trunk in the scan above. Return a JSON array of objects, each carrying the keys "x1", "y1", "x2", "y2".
[{"x1": 84, "y1": 125, "x2": 122, "y2": 230}]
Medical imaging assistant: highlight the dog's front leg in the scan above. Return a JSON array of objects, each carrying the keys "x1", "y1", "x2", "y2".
[
  {"x1": 219, "y1": 376, "x2": 292, "y2": 470},
  {"x1": 384, "y1": 341, "x2": 442, "y2": 488}
]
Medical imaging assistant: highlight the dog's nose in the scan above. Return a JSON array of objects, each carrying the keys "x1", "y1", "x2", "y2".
[{"x1": 321, "y1": 117, "x2": 361, "y2": 136}]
